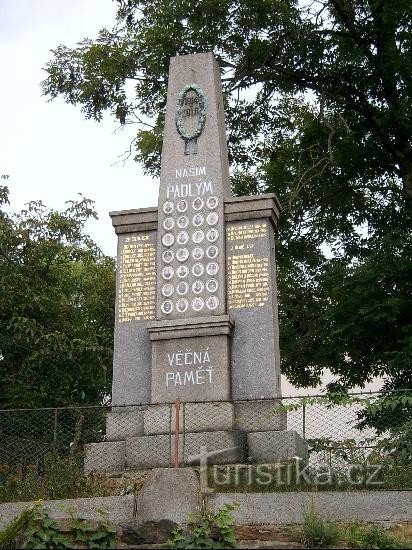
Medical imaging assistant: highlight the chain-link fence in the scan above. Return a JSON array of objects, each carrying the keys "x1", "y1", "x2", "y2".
[{"x1": 1, "y1": 391, "x2": 411, "y2": 501}]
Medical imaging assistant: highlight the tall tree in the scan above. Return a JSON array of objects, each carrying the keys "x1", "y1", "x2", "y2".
[
  {"x1": 0, "y1": 187, "x2": 115, "y2": 408},
  {"x1": 42, "y1": 0, "x2": 412, "y2": 390}
]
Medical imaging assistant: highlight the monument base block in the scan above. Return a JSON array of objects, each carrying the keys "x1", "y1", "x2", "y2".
[
  {"x1": 184, "y1": 430, "x2": 245, "y2": 464},
  {"x1": 127, "y1": 434, "x2": 178, "y2": 469},
  {"x1": 126, "y1": 431, "x2": 245, "y2": 469},
  {"x1": 83, "y1": 425, "x2": 307, "y2": 473},
  {"x1": 234, "y1": 400, "x2": 287, "y2": 432},
  {"x1": 84, "y1": 441, "x2": 125, "y2": 474},
  {"x1": 247, "y1": 430, "x2": 307, "y2": 463},
  {"x1": 106, "y1": 407, "x2": 145, "y2": 441},
  {"x1": 144, "y1": 401, "x2": 234, "y2": 435}
]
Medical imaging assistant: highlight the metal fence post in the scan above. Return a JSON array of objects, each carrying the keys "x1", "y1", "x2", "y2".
[
  {"x1": 53, "y1": 409, "x2": 58, "y2": 452},
  {"x1": 174, "y1": 399, "x2": 181, "y2": 468},
  {"x1": 302, "y1": 403, "x2": 306, "y2": 440},
  {"x1": 182, "y1": 401, "x2": 185, "y2": 465}
]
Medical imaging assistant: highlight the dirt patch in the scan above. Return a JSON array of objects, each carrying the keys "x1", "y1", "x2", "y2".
[{"x1": 97, "y1": 470, "x2": 149, "y2": 495}]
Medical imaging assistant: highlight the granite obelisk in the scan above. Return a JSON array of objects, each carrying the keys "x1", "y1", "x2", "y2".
[{"x1": 84, "y1": 53, "x2": 306, "y2": 472}]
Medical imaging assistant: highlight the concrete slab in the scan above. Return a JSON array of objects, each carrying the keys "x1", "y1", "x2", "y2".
[
  {"x1": 0, "y1": 496, "x2": 135, "y2": 530},
  {"x1": 208, "y1": 491, "x2": 412, "y2": 525}
]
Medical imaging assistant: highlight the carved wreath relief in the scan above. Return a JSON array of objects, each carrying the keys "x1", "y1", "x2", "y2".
[{"x1": 175, "y1": 83, "x2": 207, "y2": 155}]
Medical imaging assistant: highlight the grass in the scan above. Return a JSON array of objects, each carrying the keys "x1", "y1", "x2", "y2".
[
  {"x1": 343, "y1": 521, "x2": 410, "y2": 549},
  {"x1": 0, "y1": 455, "x2": 108, "y2": 503},
  {"x1": 301, "y1": 505, "x2": 339, "y2": 548},
  {"x1": 297, "y1": 507, "x2": 411, "y2": 549}
]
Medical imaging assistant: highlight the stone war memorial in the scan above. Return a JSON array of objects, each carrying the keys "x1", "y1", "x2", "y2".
[{"x1": 85, "y1": 52, "x2": 306, "y2": 472}]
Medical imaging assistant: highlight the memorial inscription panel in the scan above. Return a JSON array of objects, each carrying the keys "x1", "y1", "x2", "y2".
[
  {"x1": 227, "y1": 223, "x2": 270, "y2": 310},
  {"x1": 157, "y1": 176, "x2": 224, "y2": 319},
  {"x1": 118, "y1": 236, "x2": 156, "y2": 322},
  {"x1": 151, "y1": 335, "x2": 231, "y2": 403}
]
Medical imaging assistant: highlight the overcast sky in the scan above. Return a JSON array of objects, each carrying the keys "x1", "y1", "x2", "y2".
[{"x1": 0, "y1": 0, "x2": 158, "y2": 257}]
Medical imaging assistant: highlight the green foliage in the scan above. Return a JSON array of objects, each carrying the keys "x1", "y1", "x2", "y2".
[
  {"x1": 168, "y1": 503, "x2": 238, "y2": 549},
  {"x1": 41, "y1": 0, "x2": 412, "y2": 392},
  {"x1": 21, "y1": 504, "x2": 71, "y2": 549},
  {"x1": 300, "y1": 511, "x2": 408, "y2": 549},
  {"x1": 344, "y1": 521, "x2": 408, "y2": 549},
  {"x1": 0, "y1": 188, "x2": 115, "y2": 408},
  {"x1": 0, "y1": 503, "x2": 117, "y2": 549},
  {"x1": 0, "y1": 455, "x2": 108, "y2": 504},
  {"x1": 358, "y1": 391, "x2": 412, "y2": 436},
  {"x1": 301, "y1": 505, "x2": 339, "y2": 548},
  {"x1": 68, "y1": 510, "x2": 117, "y2": 549},
  {"x1": 0, "y1": 508, "x2": 32, "y2": 549}
]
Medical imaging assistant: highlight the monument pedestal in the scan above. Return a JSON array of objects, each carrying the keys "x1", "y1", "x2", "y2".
[{"x1": 84, "y1": 400, "x2": 305, "y2": 473}]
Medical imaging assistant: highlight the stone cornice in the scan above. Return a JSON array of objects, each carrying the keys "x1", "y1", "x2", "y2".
[
  {"x1": 110, "y1": 194, "x2": 281, "y2": 235},
  {"x1": 147, "y1": 315, "x2": 234, "y2": 340}
]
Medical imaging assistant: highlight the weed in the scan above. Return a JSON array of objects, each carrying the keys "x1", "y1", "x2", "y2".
[
  {"x1": 0, "y1": 455, "x2": 108, "y2": 503},
  {"x1": 168, "y1": 503, "x2": 238, "y2": 549},
  {"x1": 301, "y1": 505, "x2": 339, "y2": 548},
  {"x1": 0, "y1": 503, "x2": 117, "y2": 549},
  {"x1": 344, "y1": 520, "x2": 408, "y2": 549}
]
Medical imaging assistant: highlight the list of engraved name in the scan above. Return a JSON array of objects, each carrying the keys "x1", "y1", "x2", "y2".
[
  {"x1": 227, "y1": 223, "x2": 270, "y2": 309},
  {"x1": 118, "y1": 236, "x2": 156, "y2": 322}
]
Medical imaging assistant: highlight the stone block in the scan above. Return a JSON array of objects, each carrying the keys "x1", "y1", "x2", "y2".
[
  {"x1": 126, "y1": 434, "x2": 181, "y2": 469},
  {"x1": 111, "y1": 231, "x2": 157, "y2": 407},
  {"x1": 234, "y1": 400, "x2": 286, "y2": 432},
  {"x1": 144, "y1": 404, "x2": 181, "y2": 435},
  {"x1": 247, "y1": 430, "x2": 307, "y2": 463},
  {"x1": 84, "y1": 441, "x2": 125, "y2": 474},
  {"x1": 149, "y1": 331, "x2": 232, "y2": 404},
  {"x1": 184, "y1": 431, "x2": 245, "y2": 464},
  {"x1": 106, "y1": 407, "x2": 145, "y2": 441},
  {"x1": 227, "y1": 217, "x2": 282, "y2": 401},
  {"x1": 184, "y1": 402, "x2": 234, "y2": 432},
  {"x1": 135, "y1": 468, "x2": 201, "y2": 525}
]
